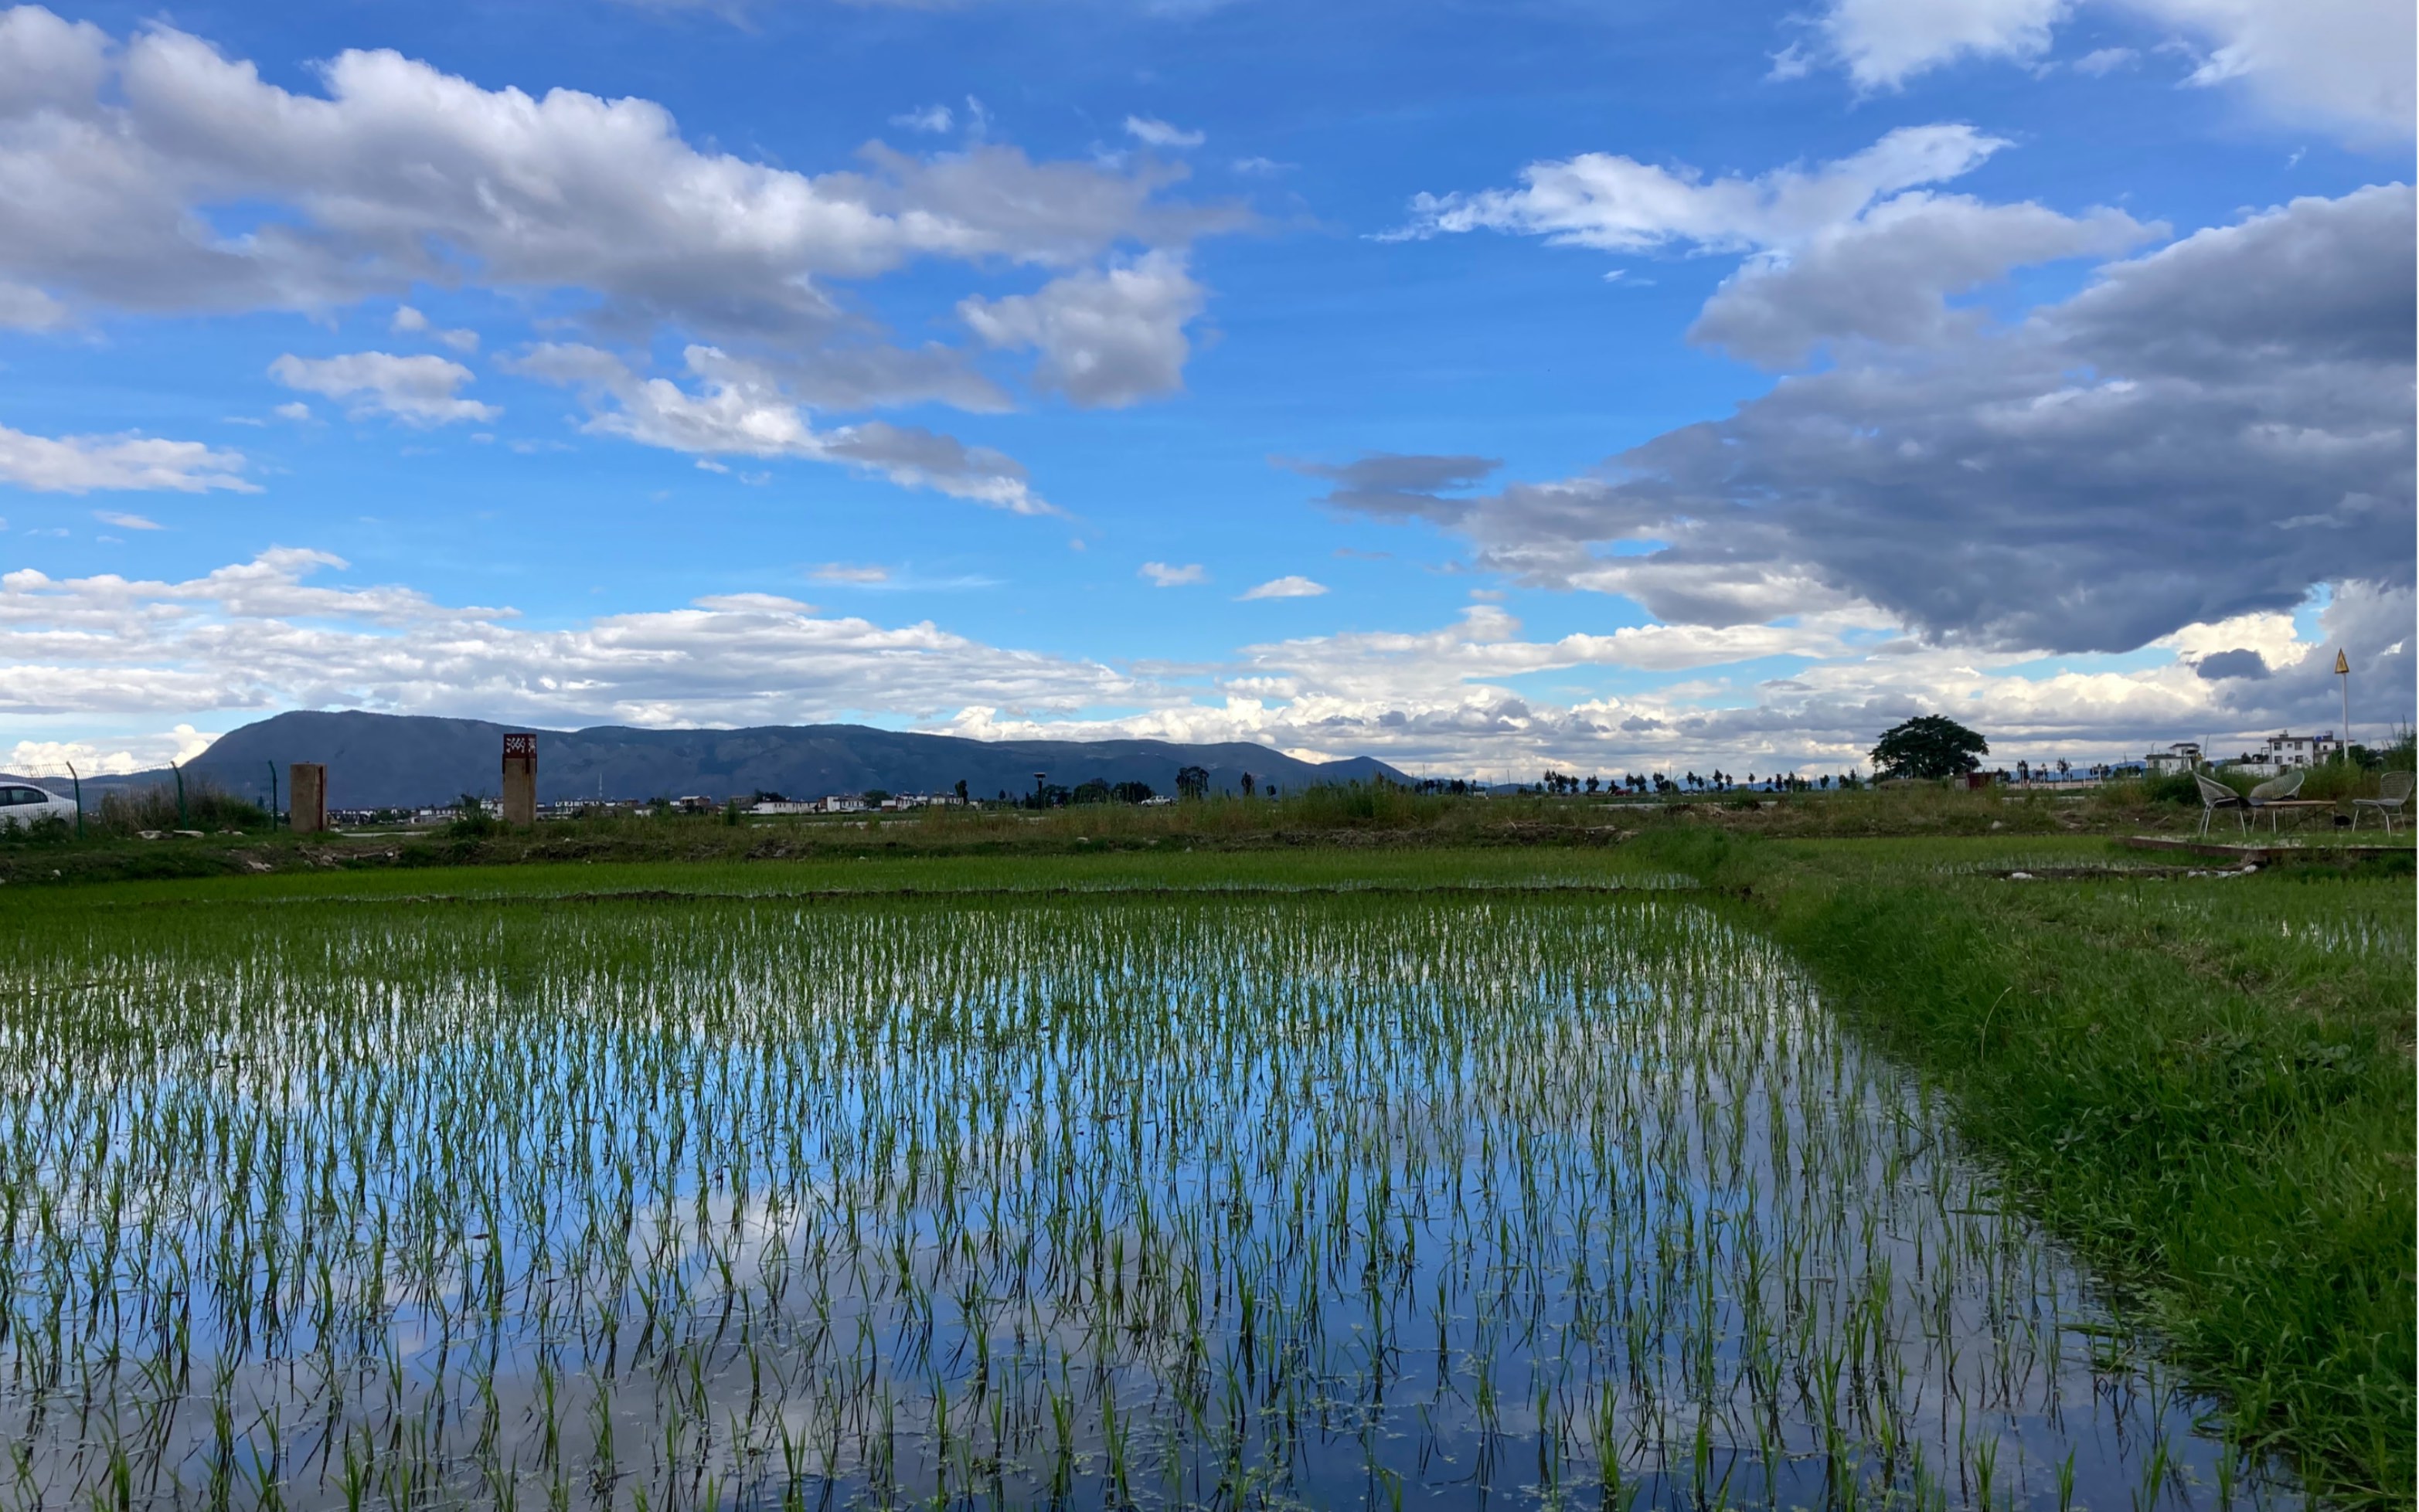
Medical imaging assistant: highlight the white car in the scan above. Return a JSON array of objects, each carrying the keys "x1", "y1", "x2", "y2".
[{"x1": 0, "y1": 781, "x2": 78, "y2": 828}]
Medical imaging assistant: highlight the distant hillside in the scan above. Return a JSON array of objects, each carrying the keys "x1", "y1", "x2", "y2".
[{"x1": 90, "y1": 711, "x2": 1410, "y2": 810}]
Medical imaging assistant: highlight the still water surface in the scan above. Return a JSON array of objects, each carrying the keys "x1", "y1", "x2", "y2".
[{"x1": 0, "y1": 897, "x2": 2291, "y2": 1510}]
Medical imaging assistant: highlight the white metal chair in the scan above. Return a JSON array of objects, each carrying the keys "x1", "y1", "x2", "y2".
[
  {"x1": 2350, "y1": 770, "x2": 2413, "y2": 834},
  {"x1": 2193, "y1": 772, "x2": 2247, "y2": 837},
  {"x1": 2244, "y1": 768, "x2": 2305, "y2": 832}
]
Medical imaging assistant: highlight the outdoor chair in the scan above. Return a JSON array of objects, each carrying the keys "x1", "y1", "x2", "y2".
[
  {"x1": 2350, "y1": 770, "x2": 2414, "y2": 834},
  {"x1": 2244, "y1": 768, "x2": 2305, "y2": 832},
  {"x1": 2193, "y1": 772, "x2": 2246, "y2": 837}
]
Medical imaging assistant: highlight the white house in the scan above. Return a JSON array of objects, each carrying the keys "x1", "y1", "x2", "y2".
[
  {"x1": 2143, "y1": 742, "x2": 2203, "y2": 775},
  {"x1": 2260, "y1": 731, "x2": 2342, "y2": 769}
]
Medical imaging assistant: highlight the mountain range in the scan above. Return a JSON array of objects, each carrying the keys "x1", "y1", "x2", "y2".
[{"x1": 74, "y1": 711, "x2": 1410, "y2": 810}]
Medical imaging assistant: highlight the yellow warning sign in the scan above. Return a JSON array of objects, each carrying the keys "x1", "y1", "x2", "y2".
[{"x1": 2335, "y1": 649, "x2": 2350, "y2": 674}]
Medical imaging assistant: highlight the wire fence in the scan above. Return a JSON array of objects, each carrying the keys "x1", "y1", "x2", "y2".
[{"x1": 0, "y1": 759, "x2": 275, "y2": 838}]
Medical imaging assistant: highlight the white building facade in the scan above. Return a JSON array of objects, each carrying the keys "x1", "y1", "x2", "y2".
[
  {"x1": 2143, "y1": 742, "x2": 2203, "y2": 775},
  {"x1": 2259, "y1": 731, "x2": 2342, "y2": 769}
]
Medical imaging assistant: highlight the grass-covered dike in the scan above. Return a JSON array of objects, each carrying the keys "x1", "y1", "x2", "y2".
[
  {"x1": 1633, "y1": 831, "x2": 2414, "y2": 1508},
  {"x1": 4, "y1": 770, "x2": 2411, "y2": 889}
]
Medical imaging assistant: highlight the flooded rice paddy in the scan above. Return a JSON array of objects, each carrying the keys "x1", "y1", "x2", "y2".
[{"x1": 0, "y1": 896, "x2": 2288, "y2": 1511}]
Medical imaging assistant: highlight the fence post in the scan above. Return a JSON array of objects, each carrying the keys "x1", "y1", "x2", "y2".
[
  {"x1": 172, "y1": 762, "x2": 187, "y2": 827},
  {"x1": 267, "y1": 761, "x2": 280, "y2": 831},
  {"x1": 66, "y1": 761, "x2": 80, "y2": 840}
]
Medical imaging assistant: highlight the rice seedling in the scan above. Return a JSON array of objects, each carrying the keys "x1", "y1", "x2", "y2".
[{"x1": 0, "y1": 893, "x2": 2291, "y2": 1510}]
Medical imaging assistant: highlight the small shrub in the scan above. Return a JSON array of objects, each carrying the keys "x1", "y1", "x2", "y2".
[
  {"x1": 448, "y1": 793, "x2": 497, "y2": 838},
  {"x1": 1280, "y1": 780, "x2": 1435, "y2": 828},
  {"x1": 93, "y1": 779, "x2": 269, "y2": 835},
  {"x1": 2294, "y1": 759, "x2": 2381, "y2": 804},
  {"x1": 2136, "y1": 773, "x2": 2205, "y2": 806},
  {"x1": 0, "y1": 813, "x2": 76, "y2": 848}
]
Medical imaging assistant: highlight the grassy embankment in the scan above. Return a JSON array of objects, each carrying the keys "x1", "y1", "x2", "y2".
[
  {"x1": 1633, "y1": 831, "x2": 2414, "y2": 1510},
  {"x1": 2, "y1": 814, "x2": 2408, "y2": 1505},
  {"x1": 5, "y1": 770, "x2": 2410, "y2": 888}
]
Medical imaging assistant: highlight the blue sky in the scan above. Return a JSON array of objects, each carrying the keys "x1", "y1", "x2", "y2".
[{"x1": 1, "y1": 0, "x2": 2410, "y2": 779}]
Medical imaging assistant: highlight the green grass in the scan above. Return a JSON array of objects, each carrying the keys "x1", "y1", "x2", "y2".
[
  {"x1": 2, "y1": 843, "x2": 1690, "y2": 907},
  {"x1": 6, "y1": 772, "x2": 2410, "y2": 890},
  {"x1": 1633, "y1": 828, "x2": 2415, "y2": 1507}
]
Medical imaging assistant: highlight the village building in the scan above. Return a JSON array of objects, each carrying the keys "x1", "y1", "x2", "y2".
[
  {"x1": 2258, "y1": 730, "x2": 2342, "y2": 769},
  {"x1": 2142, "y1": 742, "x2": 2203, "y2": 775}
]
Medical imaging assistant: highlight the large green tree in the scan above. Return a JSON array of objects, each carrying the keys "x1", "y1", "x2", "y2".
[{"x1": 1870, "y1": 715, "x2": 1989, "y2": 780}]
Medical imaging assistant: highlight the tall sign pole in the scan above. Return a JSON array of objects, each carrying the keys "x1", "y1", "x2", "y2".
[{"x1": 2335, "y1": 648, "x2": 2351, "y2": 759}]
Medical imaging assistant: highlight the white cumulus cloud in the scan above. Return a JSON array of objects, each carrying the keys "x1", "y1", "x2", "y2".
[
  {"x1": 5, "y1": 723, "x2": 216, "y2": 776},
  {"x1": 0, "y1": 7, "x2": 1243, "y2": 401},
  {"x1": 0, "y1": 548, "x2": 1135, "y2": 726},
  {"x1": 961, "y1": 250, "x2": 1205, "y2": 407},
  {"x1": 1400, "y1": 127, "x2": 2154, "y2": 371},
  {"x1": 1796, "y1": 0, "x2": 2411, "y2": 142},
  {"x1": 390, "y1": 304, "x2": 479, "y2": 353},
  {"x1": 1124, "y1": 115, "x2": 1206, "y2": 149},
  {"x1": 1239, "y1": 575, "x2": 1328, "y2": 600},
  {"x1": 270, "y1": 352, "x2": 499, "y2": 426},
  {"x1": 509, "y1": 343, "x2": 1057, "y2": 515},
  {"x1": 2073, "y1": 45, "x2": 2138, "y2": 73},
  {"x1": 1813, "y1": 0, "x2": 2072, "y2": 88},
  {"x1": 955, "y1": 581, "x2": 2410, "y2": 776},
  {"x1": 1396, "y1": 124, "x2": 2010, "y2": 253},
  {"x1": 811, "y1": 562, "x2": 892, "y2": 584},
  {"x1": 4, "y1": 546, "x2": 2406, "y2": 776},
  {"x1": 0, "y1": 423, "x2": 255, "y2": 494},
  {"x1": 1139, "y1": 561, "x2": 1206, "y2": 586}
]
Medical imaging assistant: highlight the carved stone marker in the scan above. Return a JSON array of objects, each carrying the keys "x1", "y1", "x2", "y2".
[
  {"x1": 289, "y1": 763, "x2": 327, "y2": 834},
  {"x1": 502, "y1": 733, "x2": 538, "y2": 827}
]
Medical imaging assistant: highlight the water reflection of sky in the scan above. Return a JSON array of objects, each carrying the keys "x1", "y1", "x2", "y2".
[{"x1": 2, "y1": 897, "x2": 2294, "y2": 1511}]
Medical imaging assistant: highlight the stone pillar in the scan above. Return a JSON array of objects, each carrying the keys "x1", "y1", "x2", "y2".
[
  {"x1": 289, "y1": 763, "x2": 328, "y2": 834},
  {"x1": 502, "y1": 733, "x2": 538, "y2": 827}
]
